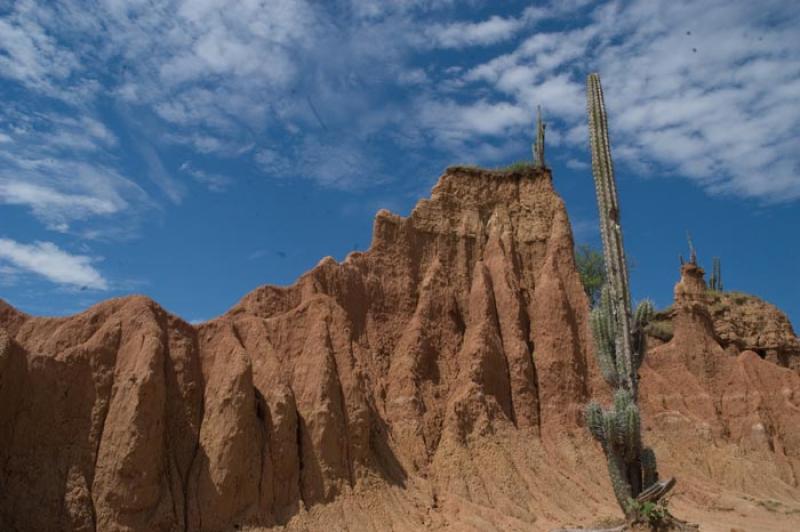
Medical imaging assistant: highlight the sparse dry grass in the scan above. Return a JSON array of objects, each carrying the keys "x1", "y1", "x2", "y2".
[
  {"x1": 645, "y1": 320, "x2": 674, "y2": 342},
  {"x1": 498, "y1": 160, "x2": 533, "y2": 171}
]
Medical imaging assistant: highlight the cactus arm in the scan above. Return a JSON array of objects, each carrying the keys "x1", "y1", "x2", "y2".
[
  {"x1": 586, "y1": 401, "x2": 606, "y2": 442},
  {"x1": 591, "y1": 306, "x2": 618, "y2": 386},
  {"x1": 632, "y1": 299, "x2": 654, "y2": 368},
  {"x1": 622, "y1": 404, "x2": 641, "y2": 460}
]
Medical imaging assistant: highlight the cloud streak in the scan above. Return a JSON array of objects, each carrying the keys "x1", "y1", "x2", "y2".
[
  {"x1": 0, "y1": 238, "x2": 108, "y2": 290},
  {"x1": 423, "y1": 14, "x2": 528, "y2": 49}
]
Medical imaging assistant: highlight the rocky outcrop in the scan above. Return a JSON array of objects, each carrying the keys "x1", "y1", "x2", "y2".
[
  {"x1": 707, "y1": 291, "x2": 800, "y2": 369},
  {"x1": 640, "y1": 263, "x2": 800, "y2": 496},
  {"x1": 658, "y1": 261, "x2": 800, "y2": 370},
  {"x1": 1, "y1": 166, "x2": 799, "y2": 531},
  {"x1": 0, "y1": 166, "x2": 584, "y2": 531}
]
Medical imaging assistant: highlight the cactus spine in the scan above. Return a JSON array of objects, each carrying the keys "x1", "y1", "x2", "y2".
[
  {"x1": 585, "y1": 73, "x2": 664, "y2": 518},
  {"x1": 533, "y1": 105, "x2": 546, "y2": 169}
]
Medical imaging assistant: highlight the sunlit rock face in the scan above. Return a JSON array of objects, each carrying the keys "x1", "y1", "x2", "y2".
[{"x1": 1, "y1": 166, "x2": 799, "y2": 531}]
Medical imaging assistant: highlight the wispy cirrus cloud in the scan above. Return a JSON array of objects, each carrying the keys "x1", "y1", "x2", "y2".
[
  {"x1": 1, "y1": 0, "x2": 386, "y2": 191},
  {"x1": 179, "y1": 161, "x2": 233, "y2": 192},
  {"x1": 0, "y1": 157, "x2": 151, "y2": 236},
  {"x1": 0, "y1": 0, "x2": 797, "y2": 208},
  {"x1": 0, "y1": 238, "x2": 108, "y2": 290},
  {"x1": 0, "y1": 181, "x2": 118, "y2": 219},
  {"x1": 0, "y1": 101, "x2": 153, "y2": 237}
]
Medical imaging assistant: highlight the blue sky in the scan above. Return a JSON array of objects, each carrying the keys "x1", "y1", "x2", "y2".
[{"x1": 0, "y1": 0, "x2": 798, "y2": 327}]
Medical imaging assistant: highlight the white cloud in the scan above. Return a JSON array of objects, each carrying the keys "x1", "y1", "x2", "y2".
[
  {"x1": 348, "y1": 0, "x2": 462, "y2": 20},
  {"x1": 137, "y1": 142, "x2": 185, "y2": 204},
  {"x1": 255, "y1": 137, "x2": 388, "y2": 189},
  {"x1": 0, "y1": 181, "x2": 118, "y2": 218},
  {"x1": 0, "y1": 238, "x2": 108, "y2": 289},
  {"x1": 2, "y1": 108, "x2": 118, "y2": 154},
  {"x1": 566, "y1": 158, "x2": 589, "y2": 171},
  {"x1": 0, "y1": 0, "x2": 796, "y2": 202},
  {"x1": 423, "y1": 15, "x2": 526, "y2": 48},
  {"x1": 0, "y1": 0, "x2": 322, "y2": 160},
  {"x1": 415, "y1": 98, "x2": 530, "y2": 151},
  {"x1": 430, "y1": 0, "x2": 800, "y2": 201},
  {"x1": 0, "y1": 10, "x2": 82, "y2": 99},
  {"x1": 418, "y1": 3, "x2": 592, "y2": 49},
  {"x1": 0, "y1": 155, "x2": 151, "y2": 237},
  {"x1": 585, "y1": 0, "x2": 800, "y2": 201},
  {"x1": 0, "y1": 99, "x2": 152, "y2": 237},
  {"x1": 179, "y1": 161, "x2": 233, "y2": 192}
]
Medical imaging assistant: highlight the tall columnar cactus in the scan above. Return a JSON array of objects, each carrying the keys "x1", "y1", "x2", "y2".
[
  {"x1": 587, "y1": 73, "x2": 636, "y2": 395},
  {"x1": 585, "y1": 73, "x2": 665, "y2": 518},
  {"x1": 709, "y1": 257, "x2": 723, "y2": 291},
  {"x1": 533, "y1": 105, "x2": 546, "y2": 169}
]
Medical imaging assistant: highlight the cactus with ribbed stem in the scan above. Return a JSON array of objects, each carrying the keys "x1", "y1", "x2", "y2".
[
  {"x1": 533, "y1": 105, "x2": 546, "y2": 169},
  {"x1": 709, "y1": 257, "x2": 723, "y2": 291},
  {"x1": 585, "y1": 73, "x2": 666, "y2": 521}
]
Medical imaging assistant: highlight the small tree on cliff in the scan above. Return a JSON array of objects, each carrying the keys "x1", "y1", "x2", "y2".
[
  {"x1": 583, "y1": 73, "x2": 689, "y2": 529},
  {"x1": 575, "y1": 243, "x2": 606, "y2": 307}
]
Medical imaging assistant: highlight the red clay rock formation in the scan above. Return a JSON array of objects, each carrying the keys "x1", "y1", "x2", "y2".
[
  {"x1": 708, "y1": 291, "x2": 800, "y2": 369},
  {"x1": 641, "y1": 264, "x2": 800, "y2": 496},
  {"x1": 1, "y1": 166, "x2": 799, "y2": 531},
  {"x1": 663, "y1": 261, "x2": 800, "y2": 369}
]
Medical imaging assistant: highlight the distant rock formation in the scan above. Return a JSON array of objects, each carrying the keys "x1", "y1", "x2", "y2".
[
  {"x1": 641, "y1": 262, "x2": 800, "y2": 495},
  {"x1": 1, "y1": 166, "x2": 798, "y2": 531},
  {"x1": 668, "y1": 261, "x2": 800, "y2": 369}
]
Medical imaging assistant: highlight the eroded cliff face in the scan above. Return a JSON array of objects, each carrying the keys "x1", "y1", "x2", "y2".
[
  {"x1": 0, "y1": 167, "x2": 799, "y2": 532},
  {"x1": 641, "y1": 264, "x2": 800, "y2": 496},
  {"x1": 0, "y1": 167, "x2": 591, "y2": 531}
]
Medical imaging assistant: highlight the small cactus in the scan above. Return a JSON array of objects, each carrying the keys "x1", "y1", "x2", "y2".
[
  {"x1": 686, "y1": 231, "x2": 697, "y2": 265},
  {"x1": 709, "y1": 257, "x2": 723, "y2": 291},
  {"x1": 533, "y1": 106, "x2": 546, "y2": 169}
]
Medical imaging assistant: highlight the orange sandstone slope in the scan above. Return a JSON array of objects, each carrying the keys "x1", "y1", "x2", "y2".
[{"x1": 1, "y1": 166, "x2": 799, "y2": 532}]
